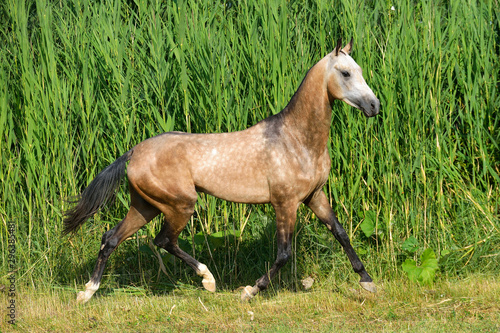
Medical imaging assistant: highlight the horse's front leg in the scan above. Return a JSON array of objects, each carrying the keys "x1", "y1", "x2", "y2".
[
  {"x1": 241, "y1": 202, "x2": 298, "y2": 301},
  {"x1": 306, "y1": 190, "x2": 376, "y2": 293}
]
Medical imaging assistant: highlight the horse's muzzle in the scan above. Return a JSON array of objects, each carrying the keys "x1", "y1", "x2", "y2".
[{"x1": 361, "y1": 97, "x2": 380, "y2": 117}]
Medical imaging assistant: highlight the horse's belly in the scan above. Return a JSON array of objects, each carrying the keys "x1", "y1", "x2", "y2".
[
  {"x1": 193, "y1": 165, "x2": 270, "y2": 204},
  {"x1": 196, "y1": 182, "x2": 271, "y2": 204}
]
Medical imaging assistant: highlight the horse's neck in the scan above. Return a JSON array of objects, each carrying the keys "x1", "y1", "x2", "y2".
[{"x1": 279, "y1": 63, "x2": 332, "y2": 155}]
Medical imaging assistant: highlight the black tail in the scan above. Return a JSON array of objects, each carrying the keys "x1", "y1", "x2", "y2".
[{"x1": 63, "y1": 150, "x2": 134, "y2": 235}]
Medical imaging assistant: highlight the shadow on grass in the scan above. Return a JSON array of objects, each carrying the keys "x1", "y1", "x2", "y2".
[{"x1": 56, "y1": 210, "x2": 291, "y2": 299}]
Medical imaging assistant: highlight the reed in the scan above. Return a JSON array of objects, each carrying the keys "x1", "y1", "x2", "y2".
[{"x1": 0, "y1": 0, "x2": 498, "y2": 291}]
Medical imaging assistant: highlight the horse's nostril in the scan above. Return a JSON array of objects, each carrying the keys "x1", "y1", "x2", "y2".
[{"x1": 369, "y1": 99, "x2": 380, "y2": 116}]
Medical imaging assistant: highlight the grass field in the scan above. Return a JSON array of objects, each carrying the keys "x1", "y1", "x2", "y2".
[
  {"x1": 0, "y1": 0, "x2": 499, "y2": 330},
  {"x1": 1, "y1": 274, "x2": 499, "y2": 332}
]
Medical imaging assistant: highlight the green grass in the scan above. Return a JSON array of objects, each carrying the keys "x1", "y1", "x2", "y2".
[
  {"x1": 0, "y1": 0, "x2": 499, "y2": 317},
  {"x1": 1, "y1": 274, "x2": 499, "y2": 332}
]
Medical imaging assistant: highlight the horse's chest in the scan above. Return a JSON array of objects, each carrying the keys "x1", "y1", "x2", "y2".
[
  {"x1": 276, "y1": 151, "x2": 330, "y2": 192},
  {"x1": 309, "y1": 152, "x2": 331, "y2": 187}
]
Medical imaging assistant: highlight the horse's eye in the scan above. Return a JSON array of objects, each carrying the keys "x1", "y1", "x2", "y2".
[{"x1": 341, "y1": 71, "x2": 350, "y2": 78}]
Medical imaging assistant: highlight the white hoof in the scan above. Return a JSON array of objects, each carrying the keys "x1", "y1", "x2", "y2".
[
  {"x1": 360, "y1": 281, "x2": 377, "y2": 293},
  {"x1": 197, "y1": 264, "x2": 216, "y2": 292},
  {"x1": 301, "y1": 276, "x2": 314, "y2": 290},
  {"x1": 76, "y1": 291, "x2": 91, "y2": 304},
  {"x1": 76, "y1": 281, "x2": 99, "y2": 304},
  {"x1": 241, "y1": 285, "x2": 257, "y2": 302},
  {"x1": 202, "y1": 275, "x2": 216, "y2": 292}
]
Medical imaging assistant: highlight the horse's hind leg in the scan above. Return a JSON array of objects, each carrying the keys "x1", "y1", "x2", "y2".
[
  {"x1": 153, "y1": 205, "x2": 216, "y2": 292},
  {"x1": 77, "y1": 191, "x2": 160, "y2": 303}
]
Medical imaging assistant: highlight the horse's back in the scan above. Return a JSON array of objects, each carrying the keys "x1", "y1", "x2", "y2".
[{"x1": 127, "y1": 128, "x2": 272, "y2": 204}]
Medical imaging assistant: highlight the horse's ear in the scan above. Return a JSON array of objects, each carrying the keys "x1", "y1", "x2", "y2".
[
  {"x1": 342, "y1": 38, "x2": 353, "y2": 54},
  {"x1": 334, "y1": 38, "x2": 342, "y2": 56}
]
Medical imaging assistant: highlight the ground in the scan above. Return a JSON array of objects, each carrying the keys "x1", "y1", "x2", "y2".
[{"x1": 1, "y1": 273, "x2": 499, "y2": 332}]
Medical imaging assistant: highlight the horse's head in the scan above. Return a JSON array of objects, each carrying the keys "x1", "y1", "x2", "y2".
[{"x1": 326, "y1": 39, "x2": 380, "y2": 117}]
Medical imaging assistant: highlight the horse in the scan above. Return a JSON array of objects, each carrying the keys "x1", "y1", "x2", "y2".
[{"x1": 63, "y1": 38, "x2": 380, "y2": 303}]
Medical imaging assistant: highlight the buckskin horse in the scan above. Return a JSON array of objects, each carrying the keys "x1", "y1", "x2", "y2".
[{"x1": 64, "y1": 38, "x2": 380, "y2": 303}]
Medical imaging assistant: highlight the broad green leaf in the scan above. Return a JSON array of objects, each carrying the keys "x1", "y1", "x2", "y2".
[
  {"x1": 211, "y1": 229, "x2": 241, "y2": 239},
  {"x1": 194, "y1": 232, "x2": 205, "y2": 246},
  {"x1": 138, "y1": 244, "x2": 155, "y2": 256},
  {"x1": 402, "y1": 248, "x2": 438, "y2": 286},
  {"x1": 360, "y1": 210, "x2": 376, "y2": 237},
  {"x1": 402, "y1": 259, "x2": 421, "y2": 283},
  {"x1": 421, "y1": 248, "x2": 437, "y2": 263},
  {"x1": 209, "y1": 230, "x2": 241, "y2": 248},
  {"x1": 418, "y1": 248, "x2": 438, "y2": 285},
  {"x1": 402, "y1": 236, "x2": 419, "y2": 253}
]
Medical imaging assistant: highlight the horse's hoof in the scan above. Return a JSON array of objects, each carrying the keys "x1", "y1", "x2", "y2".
[
  {"x1": 241, "y1": 285, "x2": 254, "y2": 302},
  {"x1": 76, "y1": 281, "x2": 99, "y2": 303},
  {"x1": 198, "y1": 264, "x2": 216, "y2": 292},
  {"x1": 202, "y1": 277, "x2": 216, "y2": 292},
  {"x1": 360, "y1": 281, "x2": 377, "y2": 293},
  {"x1": 76, "y1": 291, "x2": 90, "y2": 304}
]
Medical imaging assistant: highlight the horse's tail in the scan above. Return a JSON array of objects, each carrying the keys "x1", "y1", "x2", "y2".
[{"x1": 62, "y1": 150, "x2": 134, "y2": 235}]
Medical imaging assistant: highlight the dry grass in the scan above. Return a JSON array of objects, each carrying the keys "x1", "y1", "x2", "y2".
[{"x1": 2, "y1": 274, "x2": 499, "y2": 332}]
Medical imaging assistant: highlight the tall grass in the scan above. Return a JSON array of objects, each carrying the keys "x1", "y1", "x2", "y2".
[{"x1": 0, "y1": 0, "x2": 498, "y2": 291}]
